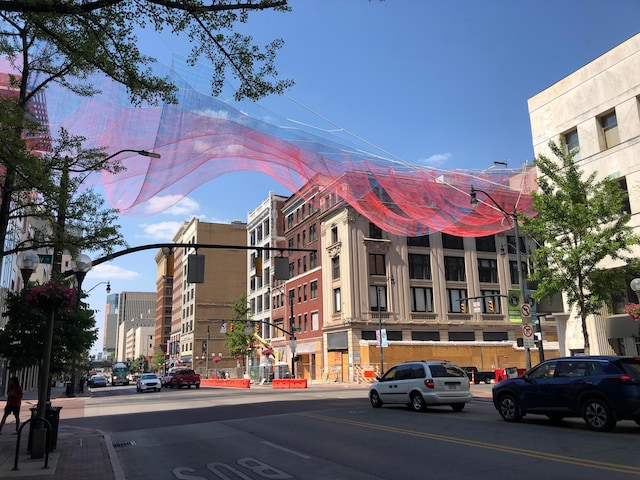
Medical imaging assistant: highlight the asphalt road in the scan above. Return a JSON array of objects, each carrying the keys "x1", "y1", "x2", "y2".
[{"x1": 63, "y1": 384, "x2": 640, "y2": 479}]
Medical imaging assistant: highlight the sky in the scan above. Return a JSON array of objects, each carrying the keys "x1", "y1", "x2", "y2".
[{"x1": 79, "y1": 0, "x2": 640, "y2": 355}]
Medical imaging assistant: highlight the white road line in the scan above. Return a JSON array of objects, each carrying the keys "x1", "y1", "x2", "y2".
[{"x1": 262, "y1": 441, "x2": 311, "y2": 459}]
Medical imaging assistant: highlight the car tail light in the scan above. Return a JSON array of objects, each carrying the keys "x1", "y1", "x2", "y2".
[
  {"x1": 609, "y1": 375, "x2": 632, "y2": 383},
  {"x1": 424, "y1": 379, "x2": 435, "y2": 389}
]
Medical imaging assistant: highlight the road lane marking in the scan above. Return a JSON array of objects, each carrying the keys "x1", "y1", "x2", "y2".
[
  {"x1": 262, "y1": 441, "x2": 311, "y2": 459},
  {"x1": 301, "y1": 413, "x2": 640, "y2": 476}
]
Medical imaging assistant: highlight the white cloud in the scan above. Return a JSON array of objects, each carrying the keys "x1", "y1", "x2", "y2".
[
  {"x1": 138, "y1": 221, "x2": 185, "y2": 241},
  {"x1": 142, "y1": 195, "x2": 200, "y2": 216},
  {"x1": 418, "y1": 153, "x2": 452, "y2": 166},
  {"x1": 85, "y1": 263, "x2": 141, "y2": 280}
]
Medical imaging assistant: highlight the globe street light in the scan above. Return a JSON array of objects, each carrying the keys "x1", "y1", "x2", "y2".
[
  {"x1": 73, "y1": 254, "x2": 93, "y2": 307},
  {"x1": 631, "y1": 278, "x2": 640, "y2": 302},
  {"x1": 18, "y1": 251, "x2": 40, "y2": 292},
  {"x1": 471, "y1": 186, "x2": 532, "y2": 369}
]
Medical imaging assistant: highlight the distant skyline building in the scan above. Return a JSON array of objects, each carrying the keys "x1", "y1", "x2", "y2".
[
  {"x1": 102, "y1": 293, "x2": 119, "y2": 359},
  {"x1": 114, "y1": 291, "x2": 156, "y2": 362}
]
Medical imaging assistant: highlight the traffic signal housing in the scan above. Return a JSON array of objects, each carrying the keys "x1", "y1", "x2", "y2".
[
  {"x1": 488, "y1": 299, "x2": 494, "y2": 313},
  {"x1": 230, "y1": 322, "x2": 234, "y2": 333},
  {"x1": 460, "y1": 302, "x2": 467, "y2": 314}
]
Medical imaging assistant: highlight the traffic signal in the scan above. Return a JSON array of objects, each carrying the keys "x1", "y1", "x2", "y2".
[
  {"x1": 230, "y1": 322, "x2": 234, "y2": 333},
  {"x1": 255, "y1": 322, "x2": 261, "y2": 334},
  {"x1": 488, "y1": 299, "x2": 494, "y2": 313},
  {"x1": 460, "y1": 302, "x2": 467, "y2": 314}
]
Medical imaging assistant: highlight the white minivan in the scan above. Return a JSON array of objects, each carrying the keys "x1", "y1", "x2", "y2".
[{"x1": 369, "y1": 361, "x2": 472, "y2": 412}]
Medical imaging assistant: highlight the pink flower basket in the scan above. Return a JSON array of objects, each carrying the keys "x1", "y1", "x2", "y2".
[{"x1": 26, "y1": 282, "x2": 78, "y2": 312}]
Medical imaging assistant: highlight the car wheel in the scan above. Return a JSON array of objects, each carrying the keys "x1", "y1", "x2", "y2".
[
  {"x1": 497, "y1": 394, "x2": 522, "y2": 422},
  {"x1": 451, "y1": 403, "x2": 465, "y2": 412},
  {"x1": 370, "y1": 390, "x2": 383, "y2": 408},
  {"x1": 484, "y1": 377, "x2": 492, "y2": 384},
  {"x1": 196, "y1": 384, "x2": 200, "y2": 389},
  {"x1": 410, "y1": 392, "x2": 427, "y2": 412},
  {"x1": 582, "y1": 398, "x2": 616, "y2": 432}
]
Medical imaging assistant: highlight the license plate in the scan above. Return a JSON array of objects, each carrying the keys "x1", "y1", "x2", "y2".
[{"x1": 445, "y1": 383, "x2": 459, "y2": 390}]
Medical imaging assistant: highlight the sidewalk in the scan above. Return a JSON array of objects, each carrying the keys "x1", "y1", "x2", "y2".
[{"x1": 0, "y1": 385, "x2": 123, "y2": 479}]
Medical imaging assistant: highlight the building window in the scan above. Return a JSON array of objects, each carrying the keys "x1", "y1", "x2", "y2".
[
  {"x1": 447, "y1": 288, "x2": 468, "y2": 313},
  {"x1": 600, "y1": 110, "x2": 620, "y2": 149},
  {"x1": 264, "y1": 292, "x2": 270, "y2": 310},
  {"x1": 309, "y1": 224, "x2": 317, "y2": 242},
  {"x1": 618, "y1": 177, "x2": 631, "y2": 214},
  {"x1": 288, "y1": 238, "x2": 294, "y2": 251},
  {"x1": 332, "y1": 256, "x2": 340, "y2": 279},
  {"x1": 368, "y1": 254, "x2": 386, "y2": 276},
  {"x1": 444, "y1": 256, "x2": 466, "y2": 281},
  {"x1": 369, "y1": 223, "x2": 383, "y2": 239},
  {"x1": 264, "y1": 218, "x2": 270, "y2": 234},
  {"x1": 287, "y1": 214, "x2": 294, "y2": 230},
  {"x1": 505, "y1": 235, "x2": 526, "y2": 254},
  {"x1": 410, "y1": 287, "x2": 434, "y2": 312},
  {"x1": 310, "y1": 250, "x2": 317, "y2": 269},
  {"x1": 442, "y1": 233, "x2": 464, "y2": 250},
  {"x1": 564, "y1": 128, "x2": 580, "y2": 157},
  {"x1": 312, "y1": 311, "x2": 319, "y2": 330},
  {"x1": 478, "y1": 258, "x2": 498, "y2": 283},
  {"x1": 331, "y1": 226, "x2": 338, "y2": 243},
  {"x1": 256, "y1": 295, "x2": 263, "y2": 312},
  {"x1": 297, "y1": 286, "x2": 302, "y2": 302},
  {"x1": 289, "y1": 262, "x2": 294, "y2": 278},
  {"x1": 370, "y1": 285, "x2": 387, "y2": 311},
  {"x1": 475, "y1": 235, "x2": 496, "y2": 252},
  {"x1": 257, "y1": 224, "x2": 263, "y2": 242},
  {"x1": 303, "y1": 284, "x2": 307, "y2": 301},
  {"x1": 310, "y1": 280, "x2": 318, "y2": 299},
  {"x1": 407, "y1": 235, "x2": 430, "y2": 247},
  {"x1": 250, "y1": 230, "x2": 256, "y2": 246},
  {"x1": 409, "y1": 253, "x2": 431, "y2": 279},
  {"x1": 481, "y1": 290, "x2": 501, "y2": 313},
  {"x1": 333, "y1": 288, "x2": 341, "y2": 313}
]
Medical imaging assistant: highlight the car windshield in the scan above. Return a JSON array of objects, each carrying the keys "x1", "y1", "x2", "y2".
[{"x1": 141, "y1": 374, "x2": 157, "y2": 380}]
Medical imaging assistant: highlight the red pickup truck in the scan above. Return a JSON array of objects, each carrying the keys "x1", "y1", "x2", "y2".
[{"x1": 168, "y1": 368, "x2": 201, "y2": 389}]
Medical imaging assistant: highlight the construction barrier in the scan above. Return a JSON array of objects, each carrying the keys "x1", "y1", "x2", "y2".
[
  {"x1": 201, "y1": 378, "x2": 250, "y2": 388},
  {"x1": 355, "y1": 365, "x2": 379, "y2": 384},
  {"x1": 272, "y1": 379, "x2": 308, "y2": 389}
]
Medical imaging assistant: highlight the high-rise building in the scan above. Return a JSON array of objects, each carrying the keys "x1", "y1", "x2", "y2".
[
  {"x1": 114, "y1": 291, "x2": 156, "y2": 362},
  {"x1": 102, "y1": 293, "x2": 119, "y2": 359}
]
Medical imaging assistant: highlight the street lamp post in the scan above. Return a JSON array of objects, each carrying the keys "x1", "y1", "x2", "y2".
[
  {"x1": 376, "y1": 285, "x2": 385, "y2": 375},
  {"x1": 85, "y1": 281, "x2": 111, "y2": 294},
  {"x1": 470, "y1": 186, "x2": 532, "y2": 369}
]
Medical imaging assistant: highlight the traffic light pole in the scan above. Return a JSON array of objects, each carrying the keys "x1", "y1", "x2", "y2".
[{"x1": 289, "y1": 294, "x2": 296, "y2": 379}]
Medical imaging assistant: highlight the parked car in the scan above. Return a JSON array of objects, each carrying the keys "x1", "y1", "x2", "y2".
[
  {"x1": 369, "y1": 360, "x2": 472, "y2": 412},
  {"x1": 136, "y1": 373, "x2": 162, "y2": 393},
  {"x1": 88, "y1": 375, "x2": 107, "y2": 388},
  {"x1": 168, "y1": 368, "x2": 201, "y2": 389},
  {"x1": 462, "y1": 366, "x2": 495, "y2": 384},
  {"x1": 492, "y1": 356, "x2": 640, "y2": 432}
]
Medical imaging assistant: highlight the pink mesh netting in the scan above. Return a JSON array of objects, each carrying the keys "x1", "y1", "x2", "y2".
[{"x1": 38, "y1": 61, "x2": 536, "y2": 237}]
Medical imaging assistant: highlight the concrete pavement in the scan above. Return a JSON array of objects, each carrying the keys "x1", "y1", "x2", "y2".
[{"x1": 0, "y1": 381, "x2": 492, "y2": 479}]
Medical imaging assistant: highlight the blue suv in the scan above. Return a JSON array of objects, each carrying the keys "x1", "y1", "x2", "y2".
[{"x1": 492, "y1": 356, "x2": 640, "y2": 432}]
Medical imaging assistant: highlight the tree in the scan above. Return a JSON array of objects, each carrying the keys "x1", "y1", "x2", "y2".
[
  {"x1": 0, "y1": 289, "x2": 98, "y2": 375},
  {"x1": 521, "y1": 141, "x2": 640, "y2": 354},
  {"x1": 0, "y1": 1, "x2": 293, "y2": 104},
  {"x1": 149, "y1": 349, "x2": 165, "y2": 373},
  {"x1": 130, "y1": 354, "x2": 149, "y2": 374},
  {"x1": 224, "y1": 294, "x2": 254, "y2": 364}
]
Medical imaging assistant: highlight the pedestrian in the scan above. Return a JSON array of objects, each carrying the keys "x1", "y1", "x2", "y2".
[{"x1": 0, "y1": 376, "x2": 23, "y2": 435}]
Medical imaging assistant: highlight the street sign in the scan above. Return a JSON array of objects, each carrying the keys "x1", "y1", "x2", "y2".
[
  {"x1": 38, "y1": 254, "x2": 53, "y2": 264},
  {"x1": 473, "y1": 301, "x2": 481, "y2": 313},
  {"x1": 521, "y1": 303, "x2": 531, "y2": 318},
  {"x1": 522, "y1": 323, "x2": 535, "y2": 348}
]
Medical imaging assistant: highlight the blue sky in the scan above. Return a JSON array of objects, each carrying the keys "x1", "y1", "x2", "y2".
[{"x1": 83, "y1": 0, "x2": 640, "y2": 354}]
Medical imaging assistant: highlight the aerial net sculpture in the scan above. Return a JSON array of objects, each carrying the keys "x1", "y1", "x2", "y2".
[{"x1": 42, "y1": 59, "x2": 536, "y2": 237}]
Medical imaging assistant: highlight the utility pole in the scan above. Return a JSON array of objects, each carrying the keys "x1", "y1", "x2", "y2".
[{"x1": 289, "y1": 292, "x2": 296, "y2": 379}]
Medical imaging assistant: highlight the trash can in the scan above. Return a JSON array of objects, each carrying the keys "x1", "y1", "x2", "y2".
[
  {"x1": 65, "y1": 381, "x2": 75, "y2": 397},
  {"x1": 28, "y1": 406, "x2": 63, "y2": 451}
]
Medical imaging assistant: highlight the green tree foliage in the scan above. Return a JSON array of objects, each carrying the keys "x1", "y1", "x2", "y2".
[
  {"x1": 224, "y1": 294, "x2": 255, "y2": 364},
  {"x1": 0, "y1": 290, "x2": 98, "y2": 375},
  {"x1": 130, "y1": 354, "x2": 149, "y2": 374},
  {"x1": 522, "y1": 141, "x2": 640, "y2": 354},
  {"x1": 149, "y1": 349, "x2": 166, "y2": 373},
  {"x1": 0, "y1": 1, "x2": 293, "y2": 104}
]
